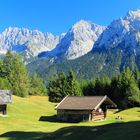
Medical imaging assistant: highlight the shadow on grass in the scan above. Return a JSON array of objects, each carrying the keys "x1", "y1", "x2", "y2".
[
  {"x1": 39, "y1": 115, "x2": 81, "y2": 123},
  {"x1": 113, "y1": 109, "x2": 124, "y2": 114},
  {"x1": 39, "y1": 115, "x2": 57, "y2": 122},
  {"x1": 0, "y1": 131, "x2": 47, "y2": 140},
  {"x1": 1, "y1": 121, "x2": 140, "y2": 140}
]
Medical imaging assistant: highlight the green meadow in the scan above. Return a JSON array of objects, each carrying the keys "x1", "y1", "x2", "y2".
[{"x1": 0, "y1": 96, "x2": 140, "y2": 140}]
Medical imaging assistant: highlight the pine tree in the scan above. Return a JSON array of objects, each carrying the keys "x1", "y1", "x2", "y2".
[{"x1": 30, "y1": 73, "x2": 47, "y2": 96}]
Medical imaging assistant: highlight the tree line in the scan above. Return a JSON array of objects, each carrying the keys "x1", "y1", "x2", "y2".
[
  {"x1": 0, "y1": 51, "x2": 47, "y2": 97},
  {"x1": 48, "y1": 70, "x2": 81, "y2": 102},
  {"x1": 48, "y1": 67, "x2": 140, "y2": 109},
  {"x1": 2, "y1": 51, "x2": 140, "y2": 109}
]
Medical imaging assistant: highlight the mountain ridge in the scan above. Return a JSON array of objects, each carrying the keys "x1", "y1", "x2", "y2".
[
  {"x1": 38, "y1": 20, "x2": 105, "y2": 60},
  {"x1": 0, "y1": 27, "x2": 63, "y2": 62},
  {"x1": 0, "y1": 20, "x2": 105, "y2": 62}
]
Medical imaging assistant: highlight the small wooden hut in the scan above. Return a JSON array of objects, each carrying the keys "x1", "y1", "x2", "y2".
[
  {"x1": 55, "y1": 95, "x2": 116, "y2": 122},
  {"x1": 0, "y1": 90, "x2": 12, "y2": 115}
]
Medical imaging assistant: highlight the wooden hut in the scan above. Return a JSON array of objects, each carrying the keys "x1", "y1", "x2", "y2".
[
  {"x1": 55, "y1": 95, "x2": 117, "y2": 122},
  {"x1": 0, "y1": 90, "x2": 12, "y2": 115}
]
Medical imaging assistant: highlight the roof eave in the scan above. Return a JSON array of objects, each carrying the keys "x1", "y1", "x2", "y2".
[
  {"x1": 55, "y1": 95, "x2": 69, "y2": 110},
  {"x1": 94, "y1": 95, "x2": 117, "y2": 110}
]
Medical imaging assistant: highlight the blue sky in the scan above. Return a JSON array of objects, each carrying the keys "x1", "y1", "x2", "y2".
[{"x1": 0, "y1": 0, "x2": 140, "y2": 35}]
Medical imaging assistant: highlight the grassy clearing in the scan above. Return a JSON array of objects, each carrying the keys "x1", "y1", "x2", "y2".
[{"x1": 0, "y1": 96, "x2": 140, "y2": 140}]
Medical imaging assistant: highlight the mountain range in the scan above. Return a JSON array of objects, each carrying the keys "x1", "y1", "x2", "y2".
[
  {"x1": 0, "y1": 20, "x2": 105, "y2": 62},
  {"x1": 1, "y1": 10, "x2": 140, "y2": 81}
]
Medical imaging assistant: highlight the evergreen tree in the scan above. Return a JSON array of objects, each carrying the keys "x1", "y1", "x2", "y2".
[
  {"x1": 48, "y1": 72, "x2": 67, "y2": 102},
  {"x1": 67, "y1": 70, "x2": 81, "y2": 96},
  {"x1": 133, "y1": 65, "x2": 140, "y2": 89},
  {"x1": 80, "y1": 79, "x2": 95, "y2": 96},
  {"x1": 133, "y1": 65, "x2": 140, "y2": 81},
  {"x1": 48, "y1": 75, "x2": 58, "y2": 102},
  {"x1": 93, "y1": 76, "x2": 111, "y2": 96},
  {"x1": 58, "y1": 72, "x2": 68, "y2": 97},
  {"x1": 3, "y1": 50, "x2": 14, "y2": 78},
  {"x1": 30, "y1": 73, "x2": 47, "y2": 96},
  {"x1": 48, "y1": 70, "x2": 81, "y2": 102},
  {"x1": 126, "y1": 83, "x2": 140, "y2": 107},
  {"x1": 110, "y1": 76, "x2": 121, "y2": 102},
  {"x1": 93, "y1": 78, "x2": 103, "y2": 95},
  {"x1": 9, "y1": 54, "x2": 30, "y2": 97},
  {"x1": 0, "y1": 59, "x2": 4, "y2": 78},
  {"x1": 114, "y1": 68, "x2": 140, "y2": 108}
]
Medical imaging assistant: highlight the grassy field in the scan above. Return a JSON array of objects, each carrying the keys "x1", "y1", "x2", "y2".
[{"x1": 0, "y1": 96, "x2": 140, "y2": 140}]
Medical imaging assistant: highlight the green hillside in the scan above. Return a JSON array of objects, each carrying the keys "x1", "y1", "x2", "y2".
[
  {"x1": 28, "y1": 46, "x2": 140, "y2": 83},
  {"x1": 0, "y1": 96, "x2": 140, "y2": 140}
]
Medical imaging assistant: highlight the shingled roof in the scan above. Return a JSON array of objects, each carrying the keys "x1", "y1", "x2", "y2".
[
  {"x1": 0, "y1": 90, "x2": 12, "y2": 105},
  {"x1": 55, "y1": 95, "x2": 117, "y2": 110}
]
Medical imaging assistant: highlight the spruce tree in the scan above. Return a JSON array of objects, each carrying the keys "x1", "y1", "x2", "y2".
[
  {"x1": 133, "y1": 65, "x2": 140, "y2": 81},
  {"x1": 133, "y1": 65, "x2": 140, "y2": 89},
  {"x1": 80, "y1": 79, "x2": 95, "y2": 96},
  {"x1": 48, "y1": 75, "x2": 58, "y2": 102},
  {"x1": 48, "y1": 70, "x2": 81, "y2": 102},
  {"x1": 58, "y1": 72, "x2": 67, "y2": 98},
  {"x1": 3, "y1": 50, "x2": 13, "y2": 78},
  {"x1": 48, "y1": 72, "x2": 67, "y2": 102},
  {"x1": 118, "y1": 68, "x2": 140, "y2": 108},
  {"x1": 67, "y1": 70, "x2": 81, "y2": 96}
]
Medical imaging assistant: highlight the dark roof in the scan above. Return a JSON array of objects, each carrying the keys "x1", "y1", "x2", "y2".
[
  {"x1": 0, "y1": 90, "x2": 12, "y2": 105},
  {"x1": 55, "y1": 95, "x2": 117, "y2": 110}
]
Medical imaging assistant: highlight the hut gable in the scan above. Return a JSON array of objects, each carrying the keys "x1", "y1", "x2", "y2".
[
  {"x1": 0, "y1": 90, "x2": 12, "y2": 105},
  {"x1": 55, "y1": 95, "x2": 116, "y2": 111}
]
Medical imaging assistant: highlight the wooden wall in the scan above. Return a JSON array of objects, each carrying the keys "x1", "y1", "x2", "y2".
[
  {"x1": 57, "y1": 108, "x2": 107, "y2": 122},
  {"x1": 91, "y1": 110, "x2": 105, "y2": 121},
  {"x1": 57, "y1": 110, "x2": 90, "y2": 122}
]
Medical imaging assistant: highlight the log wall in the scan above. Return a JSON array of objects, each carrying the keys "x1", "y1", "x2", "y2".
[
  {"x1": 57, "y1": 109, "x2": 107, "y2": 121},
  {"x1": 57, "y1": 110, "x2": 90, "y2": 121},
  {"x1": 91, "y1": 110, "x2": 106, "y2": 121}
]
